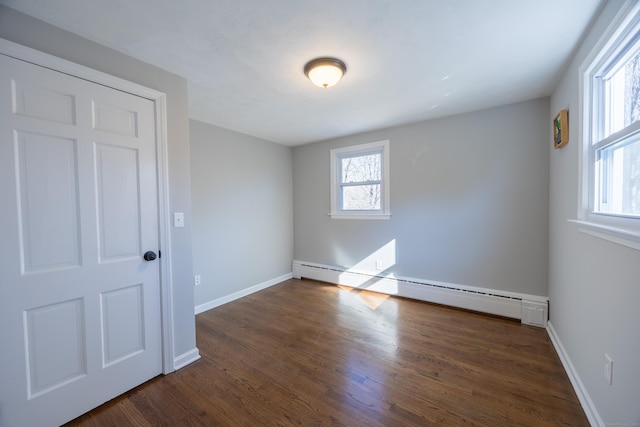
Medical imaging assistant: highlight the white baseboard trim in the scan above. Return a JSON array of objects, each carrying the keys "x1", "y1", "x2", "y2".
[
  {"x1": 292, "y1": 260, "x2": 548, "y2": 326},
  {"x1": 173, "y1": 347, "x2": 201, "y2": 371},
  {"x1": 547, "y1": 322, "x2": 603, "y2": 427},
  {"x1": 194, "y1": 273, "x2": 293, "y2": 315}
]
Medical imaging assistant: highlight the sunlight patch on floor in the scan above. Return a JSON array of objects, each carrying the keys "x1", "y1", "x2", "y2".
[{"x1": 357, "y1": 290, "x2": 390, "y2": 310}]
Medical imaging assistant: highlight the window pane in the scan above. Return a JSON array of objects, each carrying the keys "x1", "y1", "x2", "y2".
[
  {"x1": 596, "y1": 137, "x2": 640, "y2": 216},
  {"x1": 604, "y1": 47, "x2": 640, "y2": 137},
  {"x1": 341, "y1": 153, "x2": 381, "y2": 183},
  {"x1": 342, "y1": 184, "x2": 380, "y2": 210}
]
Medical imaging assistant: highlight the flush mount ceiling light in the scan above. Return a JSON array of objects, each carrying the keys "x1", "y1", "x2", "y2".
[{"x1": 304, "y1": 57, "x2": 347, "y2": 88}]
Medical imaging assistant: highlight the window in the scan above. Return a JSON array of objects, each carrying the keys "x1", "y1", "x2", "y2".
[
  {"x1": 330, "y1": 140, "x2": 390, "y2": 219},
  {"x1": 579, "y1": 1, "x2": 640, "y2": 246}
]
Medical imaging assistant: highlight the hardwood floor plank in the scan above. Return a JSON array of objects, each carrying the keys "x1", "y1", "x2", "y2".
[{"x1": 66, "y1": 278, "x2": 589, "y2": 426}]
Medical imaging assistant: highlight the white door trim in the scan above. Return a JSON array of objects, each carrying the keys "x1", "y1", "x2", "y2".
[{"x1": 0, "y1": 38, "x2": 176, "y2": 374}]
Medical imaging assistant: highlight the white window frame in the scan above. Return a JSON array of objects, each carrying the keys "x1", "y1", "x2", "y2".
[
  {"x1": 576, "y1": 0, "x2": 640, "y2": 250},
  {"x1": 330, "y1": 140, "x2": 390, "y2": 220}
]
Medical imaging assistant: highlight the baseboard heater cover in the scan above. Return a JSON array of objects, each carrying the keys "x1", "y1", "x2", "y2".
[{"x1": 292, "y1": 260, "x2": 548, "y2": 327}]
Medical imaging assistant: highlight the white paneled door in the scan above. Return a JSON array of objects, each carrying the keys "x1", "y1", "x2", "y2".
[{"x1": 0, "y1": 54, "x2": 162, "y2": 426}]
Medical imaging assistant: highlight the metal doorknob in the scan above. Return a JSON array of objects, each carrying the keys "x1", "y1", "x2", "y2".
[{"x1": 143, "y1": 251, "x2": 157, "y2": 261}]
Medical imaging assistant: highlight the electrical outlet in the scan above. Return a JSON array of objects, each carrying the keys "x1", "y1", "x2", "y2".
[
  {"x1": 375, "y1": 260, "x2": 383, "y2": 270},
  {"x1": 194, "y1": 275, "x2": 201, "y2": 286},
  {"x1": 604, "y1": 353, "x2": 613, "y2": 385}
]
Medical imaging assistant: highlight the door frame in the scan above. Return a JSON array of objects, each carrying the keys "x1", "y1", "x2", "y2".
[{"x1": 0, "y1": 38, "x2": 177, "y2": 374}]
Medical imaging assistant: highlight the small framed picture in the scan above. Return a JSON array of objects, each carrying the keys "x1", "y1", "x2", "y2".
[{"x1": 554, "y1": 110, "x2": 569, "y2": 149}]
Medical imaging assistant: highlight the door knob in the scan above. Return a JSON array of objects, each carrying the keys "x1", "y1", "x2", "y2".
[{"x1": 143, "y1": 251, "x2": 157, "y2": 261}]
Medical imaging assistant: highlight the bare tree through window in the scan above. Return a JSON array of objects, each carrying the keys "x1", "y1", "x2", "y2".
[
  {"x1": 600, "y1": 47, "x2": 640, "y2": 215},
  {"x1": 340, "y1": 152, "x2": 382, "y2": 210},
  {"x1": 624, "y1": 51, "x2": 640, "y2": 213}
]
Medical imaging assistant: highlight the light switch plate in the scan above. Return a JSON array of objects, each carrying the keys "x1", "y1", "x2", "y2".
[{"x1": 174, "y1": 212, "x2": 184, "y2": 228}]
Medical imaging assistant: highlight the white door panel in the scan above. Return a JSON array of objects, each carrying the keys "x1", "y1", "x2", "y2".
[
  {"x1": 0, "y1": 53, "x2": 162, "y2": 427},
  {"x1": 95, "y1": 143, "x2": 141, "y2": 260},
  {"x1": 15, "y1": 130, "x2": 82, "y2": 273}
]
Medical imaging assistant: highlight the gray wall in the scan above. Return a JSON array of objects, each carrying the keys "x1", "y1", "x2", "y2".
[
  {"x1": 293, "y1": 98, "x2": 550, "y2": 296},
  {"x1": 0, "y1": 5, "x2": 197, "y2": 359},
  {"x1": 190, "y1": 120, "x2": 293, "y2": 306},
  {"x1": 549, "y1": 0, "x2": 640, "y2": 423}
]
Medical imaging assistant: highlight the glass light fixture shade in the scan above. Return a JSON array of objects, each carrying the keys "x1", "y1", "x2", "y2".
[{"x1": 304, "y1": 58, "x2": 347, "y2": 88}]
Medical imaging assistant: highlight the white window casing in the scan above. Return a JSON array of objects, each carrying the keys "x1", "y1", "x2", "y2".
[
  {"x1": 575, "y1": 0, "x2": 640, "y2": 250},
  {"x1": 330, "y1": 140, "x2": 390, "y2": 220}
]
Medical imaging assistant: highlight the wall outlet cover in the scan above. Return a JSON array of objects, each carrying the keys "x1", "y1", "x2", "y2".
[{"x1": 604, "y1": 353, "x2": 613, "y2": 385}]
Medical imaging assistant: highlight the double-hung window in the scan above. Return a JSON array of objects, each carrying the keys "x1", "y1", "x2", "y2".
[
  {"x1": 579, "y1": 1, "x2": 640, "y2": 246},
  {"x1": 330, "y1": 140, "x2": 390, "y2": 219}
]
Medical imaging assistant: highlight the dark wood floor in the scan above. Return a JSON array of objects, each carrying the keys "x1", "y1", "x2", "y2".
[{"x1": 66, "y1": 278, "x2": 588, "y2": 426}]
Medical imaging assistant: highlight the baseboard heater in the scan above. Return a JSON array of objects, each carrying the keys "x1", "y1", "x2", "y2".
[{"x1": 292, "y1": 260, "x2": 548, "y2": 327}]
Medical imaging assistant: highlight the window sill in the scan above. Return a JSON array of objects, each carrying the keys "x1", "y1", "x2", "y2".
[
  {"x1": 568, "y1": 219, "x2": 640, "y2": 251},
  {"x1": 329, "y1": 213, "x2": 391, "y2": 220}
]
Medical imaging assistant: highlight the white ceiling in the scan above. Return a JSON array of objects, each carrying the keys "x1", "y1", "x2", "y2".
[{"x1": 2, "y1": 0, "x2": 603, "y2": 146}]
